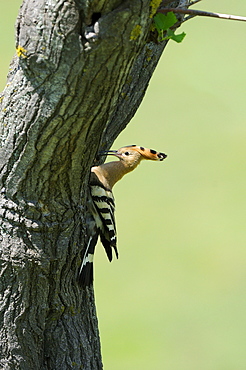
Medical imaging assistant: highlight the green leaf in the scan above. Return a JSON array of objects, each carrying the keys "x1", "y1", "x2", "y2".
[
  {"x1": 166, "y1": 29, "x2": 186, "y2": 43},
  {"x1": 154, "y1": 12, "x2": 177, "y2": 33},
  {"x1": 153, "y1": 11, "x2": 186, "y2": 44}
]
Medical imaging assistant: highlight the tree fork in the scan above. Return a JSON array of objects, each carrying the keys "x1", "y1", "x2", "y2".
[{"x1": 0, "y1": 0, "x2": 188, "y2": 368}]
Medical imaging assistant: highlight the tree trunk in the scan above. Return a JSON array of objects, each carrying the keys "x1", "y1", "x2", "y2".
[{"x1": 0, "y1": 0, "x2": 188, "y2": 368}]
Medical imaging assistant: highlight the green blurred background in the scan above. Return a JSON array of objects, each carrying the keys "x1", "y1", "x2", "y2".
[{"x1": 1, "y1": 1, "x2": 246, "y2": 369}]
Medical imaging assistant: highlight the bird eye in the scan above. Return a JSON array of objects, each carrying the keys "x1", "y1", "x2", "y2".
[{"x1": 124, "y1": 151, "x2": 130, "y2": 156}]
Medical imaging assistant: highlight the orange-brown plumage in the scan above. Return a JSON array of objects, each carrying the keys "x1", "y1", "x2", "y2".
[{"x1": 93, "y1": 145, "x2": 167, "y2": 189}]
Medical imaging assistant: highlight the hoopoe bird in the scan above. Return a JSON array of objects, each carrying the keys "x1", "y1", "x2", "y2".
[{"x1": 79, "y1": 145, "x2": 167, "y2": 287}]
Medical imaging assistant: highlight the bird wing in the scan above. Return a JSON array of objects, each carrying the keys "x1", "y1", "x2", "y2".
[{"x1": 89, "y1": 183, "x2": 118, "y2": 261}]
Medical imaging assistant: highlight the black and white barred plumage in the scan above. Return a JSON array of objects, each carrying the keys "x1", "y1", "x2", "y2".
[{"x1": 79, "y1": 173, "x2": 118, "y2": 287}]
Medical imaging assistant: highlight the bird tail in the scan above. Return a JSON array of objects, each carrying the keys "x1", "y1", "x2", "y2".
[
  {"x1": 78, "y1": 232, "x2": 99, "y2": 287},
  {"x1": 100, "y1": 232, "x2": 118, "y2": 261}
]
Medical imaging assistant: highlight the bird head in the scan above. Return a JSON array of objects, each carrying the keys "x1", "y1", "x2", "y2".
[{"x1": 99, "y1": 145, "x2": 167, "y2": 168}]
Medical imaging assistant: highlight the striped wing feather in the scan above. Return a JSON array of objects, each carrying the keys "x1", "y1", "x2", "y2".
[{"x1": 90, "y1": 184, "x2": 118, "y2": 260}]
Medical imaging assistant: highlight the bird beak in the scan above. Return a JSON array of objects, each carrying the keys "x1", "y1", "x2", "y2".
[{"x1": 98, "y1": 150, "x2": 119, "y2": 157}]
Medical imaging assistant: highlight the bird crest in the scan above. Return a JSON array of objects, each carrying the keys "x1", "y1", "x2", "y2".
[{"x1": 122, "y1": 145, "x2": 167, "y2": 161}]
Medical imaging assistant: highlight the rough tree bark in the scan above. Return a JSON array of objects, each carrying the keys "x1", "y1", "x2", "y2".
[{"x1": 0, "y1": 0, "x2": 188, "y2": 368}]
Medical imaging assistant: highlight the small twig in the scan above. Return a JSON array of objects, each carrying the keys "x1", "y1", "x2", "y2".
[
  {"x1": 158, "y1": 8, "x2": 246, "y2": 22},
  {"x1": 183, "y1": 15, "x2": 196, "y2": 22}
]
